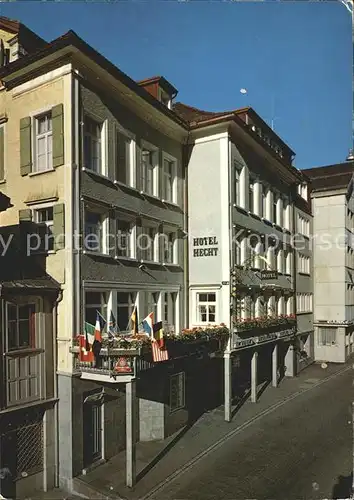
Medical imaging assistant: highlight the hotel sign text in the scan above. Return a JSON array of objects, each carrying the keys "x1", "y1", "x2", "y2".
[{"x1": 193, "y1": 236, "x2": 219, "y2": 257}]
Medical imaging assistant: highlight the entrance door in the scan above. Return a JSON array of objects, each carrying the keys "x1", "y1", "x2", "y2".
[{"x1": 83, "y1": 401, "x2": 102, "y2": 467}]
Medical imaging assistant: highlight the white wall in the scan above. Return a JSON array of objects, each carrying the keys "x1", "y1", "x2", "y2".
[
  {"x1": 188, "y1": 133, "x2": 230, "y2": 327},
  {"x1": 313, "y1": 194, "x2": 346, "y2": 322}
]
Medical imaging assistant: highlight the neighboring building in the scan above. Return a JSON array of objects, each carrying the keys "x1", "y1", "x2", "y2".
[
  {"x1": 0, "y1": 191, "x2": 61, "y2": 498},
  {"x1": 174, "y1": 102, "x2": 314, "y2": 414},
  {"x1": 307, "y1": 158, "x2": 354, "y2": 363},
  {"x1": 293, "y1": 178, "x2": 315, "y2": 372}
]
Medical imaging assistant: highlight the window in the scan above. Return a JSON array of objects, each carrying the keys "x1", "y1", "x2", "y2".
[
  {"x1": 234, "y1": 230, "x2": 242, "y2": 265},
  {"x1": 33, "y1": 206, "x2": 54, "y2": 252},
  {"x1": 234, "y1": 166, "x2": 241, "y2": 206},
  {"x1": 7, "y1": 303, "x2": 35, "y2": 351},
  {"x1": 249, "y1": 180, "x2": 254, "y2": 213},
  {"x1": 34, "y1": 112, "x2": 52, "y2": 172},
  {"x1": 262, "y1": 188, "x2": 268, "y2": 219},
  {"x1": 196, "y1": 292, "x2": 216, "y2": 323},
  {"x1": 117, "y1": 219, "x2": 133, "y2": 258},
  {"x1": 163, "y1": 232, "x2": 176, "y2": 264},
  {"x1": 170, "y1": 372, "x2": 185, "y2": 412},
  {"x1": 141, "y1": 148, "x2": 155, "y2": 195},
  {"x1": 140, "y1": 226, "x2": 157, "y2": 262},
  {"x1": 284, "y1": 249, "x2": 292, "y2": 275},
  {"x1": 84, "y1": 116, "x2": 102, "y2": 173},
  {"x1": 84, "y1": 211, "x2": 107, "y2": 254},
  {"x1": 163, "y1": 292, "x2": 176, "y2": 334},
  {"x1": 116, "y1": 292, "x2": 136, "y2": 333},
  {"x1": 163, "y1": 156, "x2": 177, "y2": 203},
  {"x1": 116, "y1": 130, "x2": 133, "y2": 186},
  {"x1": 296, "y1": 293, "x2": 313, "y2": 313},
  {"x1": 298, "y1": 254, "x2": 310, "y2": 274},
  {"x1": 249, "y1": 297, "x2": 256, "y2": 318},
  {"x1": 249, "y1": 235, "x2": 258, "y2": 268},
  {"x1": 146, "y1": 292, "x2": 159, "y2": 320},
  {"x1": 319, "y1": 327, "x2": 336, "y2": 346},
  {"x1": 273, "y1": 194, "x2": 278, "y2": 224},
  {"x1": 298, "y1": 215, "x2": 310, "y2": 237},
  {"x1": 85, "y1": 291, "x2": 108, "y2": 327}
]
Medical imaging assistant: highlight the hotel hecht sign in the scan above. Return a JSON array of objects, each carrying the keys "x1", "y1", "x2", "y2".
[{"x1": 193, "y1": 236, "x2": 219, "y2": 257}]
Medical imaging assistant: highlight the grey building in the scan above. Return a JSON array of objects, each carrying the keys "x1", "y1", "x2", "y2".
[{"x1": 306, "y1": 158, "x2": 354, "y2": 362}]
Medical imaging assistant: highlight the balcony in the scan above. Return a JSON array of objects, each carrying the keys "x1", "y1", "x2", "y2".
[
  {"x1": 71, "y1": 325, "x2": 229, "y2": 383},
  {"x1": 232, "y1": 315, "x2": 296, "y2": 348}
]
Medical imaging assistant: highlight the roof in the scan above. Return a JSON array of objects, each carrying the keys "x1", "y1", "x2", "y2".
[
  {"x1": 0, "y1": 16, "x2": 47, "y2": 51},
  {"x1": 1, "y1": 276, "x2": 61, "y2": 292},
  {"x1": 137, "y1": 75, "x2": 178, "y2": 96},
  {"x1": 173, "y1": 102, "x2": 243, "y2": 125},
  {"x1": 0, "y1": 30, "x2": 187, "y2": 130},
  {"x1": 305, "y1": 161, "x2": 354, "y2": 192}
]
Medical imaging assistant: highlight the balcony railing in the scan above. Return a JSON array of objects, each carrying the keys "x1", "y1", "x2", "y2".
[{"x1": 71, "y1": 325, "x2": 229, "y2": 383}]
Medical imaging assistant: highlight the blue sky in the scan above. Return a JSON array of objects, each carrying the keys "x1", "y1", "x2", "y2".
[{"x1": 0, "y1": 1, "x2": 351, "y2": 170}]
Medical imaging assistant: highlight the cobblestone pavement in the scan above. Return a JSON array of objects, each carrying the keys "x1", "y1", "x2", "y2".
[{"x1": 149, "y1": 365, "x2": 353, "y2": 500}]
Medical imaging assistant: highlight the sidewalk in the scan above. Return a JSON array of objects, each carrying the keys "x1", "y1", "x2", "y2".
[{"x1": 74, "y1": 361, "x2": 350, "y2": 500}]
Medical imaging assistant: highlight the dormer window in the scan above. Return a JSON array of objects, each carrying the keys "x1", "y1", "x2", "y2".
[{"x1": 159, "y1": 88, "x2": 171, "y2": 109}]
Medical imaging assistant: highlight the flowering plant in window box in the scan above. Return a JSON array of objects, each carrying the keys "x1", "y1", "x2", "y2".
[{"x1": 233, "y1": 314, "x2": 296, "y2": 333}]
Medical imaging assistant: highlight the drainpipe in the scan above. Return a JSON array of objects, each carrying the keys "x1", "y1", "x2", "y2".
[
  {"x1": 183, "y1": 133, "x2": 190, "y2": 329},
  {"x1": 291, "y1": 188, "x2": 298, "y2": 371},
  {"x1": 53, "y1": 289, "x2": 63, "y2": 488}
]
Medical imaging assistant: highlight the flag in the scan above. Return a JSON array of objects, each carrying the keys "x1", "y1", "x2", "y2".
[
  {"x1": 151, "y1": 321, "x2": 168, "y2": 362},
  {"x1": 131, "y1": 306, "x2": 139, "y2": 335},
  {"x1": 142, "y1": 312, "x2": 154, "y2": 337},
  {"x1": 92, "y1": 311, "x2": 106, "y2": 365},
  {"x1": 108, "y1": 310, "x2": 117, "y2": 337},
  {"x1": 80, "y1": 322, "x2": 95, "y2": 363},
  {"x1": 153, "y1": 321, "x2": 164, "y2": 348}
]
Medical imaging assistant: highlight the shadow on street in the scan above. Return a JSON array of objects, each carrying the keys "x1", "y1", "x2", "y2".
[{"x1": 332, "y1": 473, "x2": 352, "y2": 499}]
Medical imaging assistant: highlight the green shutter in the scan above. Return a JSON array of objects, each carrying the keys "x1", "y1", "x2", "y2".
[
  {"x1": 20, "y1": 116, "x2": 32, "y2": 176},
  {"x1": 19, "y1": 209, "x2": 32, "y2": 222},
  {"x1": 53, "y1": 203, "x2": 65, "y2": 250},
  {"x1": 0, "y1": 127, "x2": 4, "y2": 180},
  {"x1": 52, "y1": 104, "x2": 64, "y2": 168}
]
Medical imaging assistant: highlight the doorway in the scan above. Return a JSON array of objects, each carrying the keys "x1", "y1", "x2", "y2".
[{"x1": 83, "y1": 399, "x2": 103, "y2": 468}]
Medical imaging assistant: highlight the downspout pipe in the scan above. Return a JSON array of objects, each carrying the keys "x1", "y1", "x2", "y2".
[{"x1": 53, "y1": 289, "x2": 63, "y2": 488}]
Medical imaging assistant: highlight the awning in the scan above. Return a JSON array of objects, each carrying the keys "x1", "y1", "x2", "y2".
[
  {"x1": 1, "y1": 276, "x2": 61, "y2": 293},
  {"x1": 234, "y1": 268, "x2": 293, "y2": 292}
]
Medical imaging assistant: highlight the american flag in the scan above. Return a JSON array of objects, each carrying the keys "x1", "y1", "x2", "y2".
[
  {"x1": 152, "y1": 340, "x2": 169, "y2": 362},
  {"x1": 151, "y1": 321, "x2": 169, "y2": 362}
]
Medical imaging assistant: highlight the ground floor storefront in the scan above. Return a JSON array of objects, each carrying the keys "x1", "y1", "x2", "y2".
[{"x1": 314, "y1": 322, "x2": 354, "y2": 363}]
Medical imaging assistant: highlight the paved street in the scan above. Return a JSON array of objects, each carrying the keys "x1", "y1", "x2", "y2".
[{"x1": 150, "y1": 367, "x2": 353, "y2": 500}]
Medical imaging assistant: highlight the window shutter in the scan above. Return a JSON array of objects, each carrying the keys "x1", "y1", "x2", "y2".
[
  {"x1": 19, "y1": 209, "x2": 32, "y2": 222},
  {"x1": 20, "y1": 116, "x2": 32, "y2": 176},
  {"x1": 52, "y1": 104, "x2": 64, "y2": 167},
  {"x1": 0, "y1": 126, "x2": 4, "y2": 180},
  {"x1": 53, "y1": 203, "x2": 65, "y2": 250},
  {"x1": 116, "y1": 132, "x2": 127, "y2": 184}
]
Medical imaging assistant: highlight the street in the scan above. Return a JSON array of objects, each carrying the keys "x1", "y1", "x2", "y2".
[{"x1": 151, "y1": 367, "x2": 353, "y2": 500}]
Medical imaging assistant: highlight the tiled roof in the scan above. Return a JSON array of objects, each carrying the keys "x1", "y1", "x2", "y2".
[
  {"x1": 1, "y1": 277, "x2": 60, "y2": 291},
  {"x1": 173, "y1": 102, "x2": 250, "y2": 125},
  {"x1": 305, "y1": 161, "x2": 354, "y2": 192}
]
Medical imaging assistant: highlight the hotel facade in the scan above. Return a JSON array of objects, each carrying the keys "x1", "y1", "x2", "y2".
[{"x1": 0, "y1": 15, "x2": 316, "y2": 498}]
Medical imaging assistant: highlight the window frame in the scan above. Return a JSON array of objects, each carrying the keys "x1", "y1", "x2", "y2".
[
  {"x1": 83, "y1": 114, "x2": 107, "y2": 176},
  {"x1": 195, "y1": 291, "x2": 217, "y2": 325},
  {"x1": 6, "y1": 302, "x2": 36, "y2": 352},
  {"x1": 84, "y1": 207, "x2": 109, "y2": 255},
  {"x1": 162, "y1": 151, "x2": 178, "y2": 204},
  {"x1": 116, "y1": 215, "x2": 136, "y2": 259},
  {"x1": 32, "y1": 204, "x2": 54, "y2": 254},
  {"x1": 32, "y1": 109, "x2": 53, "y2": 174},
  {"x1": 318, "y1": 327, "x2": 337, "y2": 346},
  {"x1": 139, "y1": 222, "x2": 158, "y2": 262},
  {"x1": 114, "y1": 124, "x2": 136, "y2": 187},
  {"x1": 116, "y1": 291, "x2": 137, "y2": 333},
  {"x1": 84, "y1": 291, "x2": 109, "y2": 328},
  {"x1": 141, "y1": 140, "x2": 159, "y2": 197}
]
